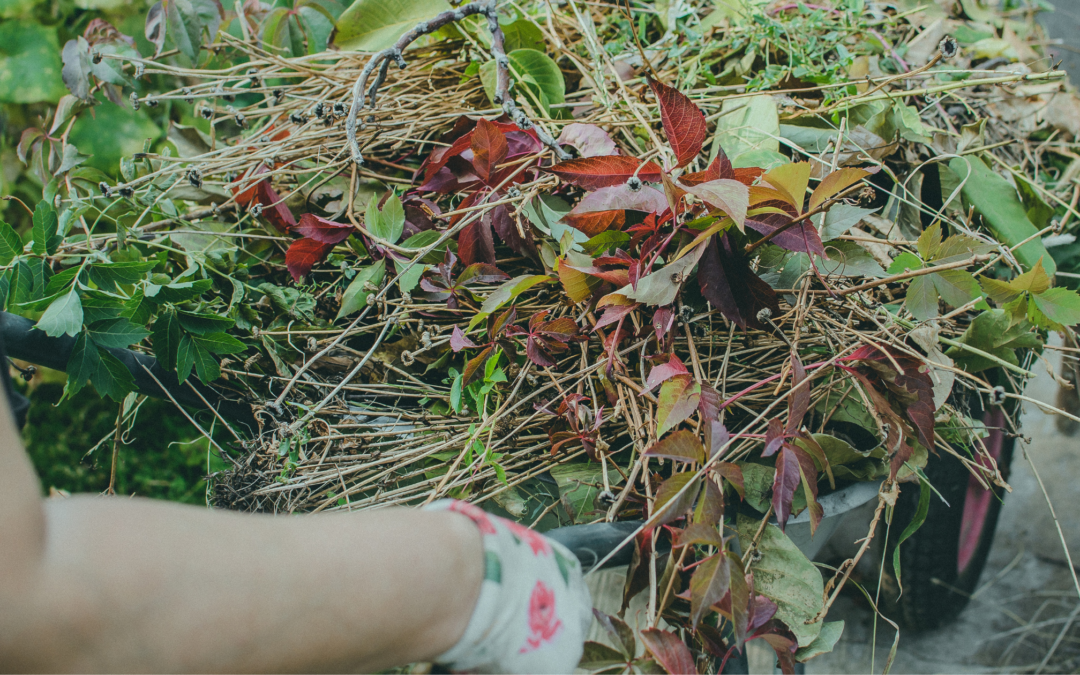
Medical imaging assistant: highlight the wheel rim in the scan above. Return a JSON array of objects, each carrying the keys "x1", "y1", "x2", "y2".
[{"x1": 957, "y1": 408, "x2": 1005, "y2": 574}]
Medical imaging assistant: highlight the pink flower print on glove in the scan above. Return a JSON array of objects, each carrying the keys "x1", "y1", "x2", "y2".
[
  {"x1": 520, "y1": 581, "x2": 563, "y2": 653},
  {"x1": 424, "y1": 499, "x2": 593, "y2": 674}
]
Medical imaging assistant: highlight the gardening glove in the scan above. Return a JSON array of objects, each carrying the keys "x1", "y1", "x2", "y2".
[{"x1": 424, "y1": 499, "x2": 593, "y2": 674}]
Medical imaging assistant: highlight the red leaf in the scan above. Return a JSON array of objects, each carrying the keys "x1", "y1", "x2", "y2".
[
  {"x1": 705, "y1": 420, "x2": 730, "y2": 460},
  {"x1": 751, "y1": 620, "x2": 798, "y2": 675},
  {"x1": 470, "y1": 118, "x2": 509, "y2": 184},
  {"x1": 594, "y1": 302, "x2": 638, "y2": 330},
  {"x1": 745, "y1": 213, "x2": 825, "y2": 257},
  {"x1": 450, "y1": 325, "x2": 479, "y2": 352},
  {"x1": 462, "y1": 345, "x2": 494, "y2": 385},
  {"x1": 255, "y1": 179, "x2": 297, "y2": 232},
  {"x1": 296, "y1": 213, "x2": 353, "y2": 244},
  {"x1": 786, "y1": 351, "x2": 809, "y2": 434},
  {"x1": 841, "y1": 345, "x2": 936, "y2": 452},
  {"x1": 772, "y1": 445, "x2": 801, "y2": 530},
  {"x1": 645, "y1": 354, "x2": 689, "y2": 392},
  {"x1": 763, "y1": 418, "x2": 785, "y2": 457},
  {"x1": 648, "y1": 77, "x2": 707, "y2": 169},
  {"x1": 563, "y1": 209, "x2": 626, "y2": 237},
  {"x1": 699, "y1": 382, "x2": 721, "y2": 422},
  {"x1": 680, "y1": 151, "x2": 734, "y2": 187},
  {"x1": 715, "y1": 461, "x2": 744, "y2": 499},
  {"x1": 458, "y1": 218, "x2": 496, "y2": 266},
  {"x1": 657, "y1": 374, "x2": 701, "y2": 436},
  {"x1": 697, "y1": 234, "x2": 780, "y2": 330},
  {"x1": 640, "y1": 628, "x2": 698, "y2": 675},
  {"x1": 557, "y1": 122, "x2": 618, "y2": 157},
  {"x1": 285, "y1": 237, "x2": 334, "y2": 282},
  {"x1": 488, "y1": 204, "x2": 536, "y2": 259},
  {"x1": 547, "y1": 156, "x2": 665, "y2": 190}
]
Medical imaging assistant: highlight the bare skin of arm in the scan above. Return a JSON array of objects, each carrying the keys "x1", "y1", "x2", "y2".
[{"x1": 0, "y1": 396, "x2": 483, "y2": 673}]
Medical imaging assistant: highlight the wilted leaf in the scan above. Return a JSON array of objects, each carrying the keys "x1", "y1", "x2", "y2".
[
  {"x1": 794, "y1": 621, "x2": 845, "y2": 661},
  {"x1": 470, "y1": 118, "x2": 509, "y2": 184},
  {"x1": 285, "y1": 237, "x2": 334, "y2": 282},
  {"x1": 557, "y1": 123, "x2": 618, "y2": 158},
  {"x1": 297, "y1": 213, "x2": 353, "y2": 244},
  {"x1": 684, "y1": 179, "x2": 748, "y2": 230}
]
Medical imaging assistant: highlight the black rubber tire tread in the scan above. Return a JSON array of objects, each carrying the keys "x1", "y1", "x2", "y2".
[{"x1": 881, "y1": 422, "x2": 1015, "y2": 631}]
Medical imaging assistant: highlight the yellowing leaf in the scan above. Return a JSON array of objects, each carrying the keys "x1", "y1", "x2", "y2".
[
  {"x1": 762, "y1": 162, "x2": 812, "y2": 214},
  {"x1": 656, "y1": 374, "x2": 701, "y2": 436},
  {"x1": 808, "y1": 168, "x2": 868, "y2": 213}
]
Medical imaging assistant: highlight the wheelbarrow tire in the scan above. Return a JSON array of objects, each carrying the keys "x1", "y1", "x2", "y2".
[{"x1": 881, "y1": 416, "x2": 1014, "y2": 631}]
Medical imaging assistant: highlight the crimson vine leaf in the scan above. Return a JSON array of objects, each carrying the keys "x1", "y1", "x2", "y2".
[
  {"x1": 697, "y1": 234, "x2": 780, "y2": 330},
  {"x1": 470, "y1": 118, "x2": 509, "y2": 184},
  {"x1": 255, "y1": 179, "x2": 297, "y2": 232},
  {"x1": 504, "y1": 310, "x2": 579, "y2": 367},
  {"x1": 285, "y1": 237, "x2": 334, "y2": 282},
  {"x1": 562, "y1": 209, "x2": 625, "y2": 236},
  {"x1": 645, "y1": 354, "x2": 689, "y2": 391},
  {"x1": 772, "y1": 444, "x2": 801, "y2": 530},
  {"x1": 689, "y1": 552, "x2": 731, "y2": 631},
  {"x1": 547, "y1": 155, "x2": 665, "y2": 190},
  {"x1": 296, "y1": 213, "x2": 353, "y2": 244},
  {"x1": 641, "y1": 627, "x2": 699, "y2": 675},
  {"x1": 647, "y1": 77, "x2": 707, "y2": 169},
  {"x1": 840, "y1": 344, "x2": 935, "y2": 452}
]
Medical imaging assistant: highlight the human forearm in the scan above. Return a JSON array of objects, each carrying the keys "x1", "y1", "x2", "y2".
[{"x1": 0, "y1": 497, "x2": 481, "y2": 673}]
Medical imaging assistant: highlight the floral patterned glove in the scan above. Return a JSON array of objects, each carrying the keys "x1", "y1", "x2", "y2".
[{"x1": 424, "y1": 499, "x2": 593, "y2": 674}]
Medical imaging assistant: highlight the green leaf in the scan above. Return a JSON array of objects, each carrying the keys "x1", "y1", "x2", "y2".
[
  {"x1": 1031, "y1": 287, "x2": 1080, "y2": 329},
  {"x1": 740, "y1": 463, "x2": 774, "y2": 513},
  {"x1": 795, "y1": 621, "x2": 845, "y2": 661},
  {"x1": 499, "y1": 18, "x2": 546, "y2": 52},
  {"x1": 582, "y1": 230, "x2": 630, "y2": 256},
  {"x1": 165, "y1": 0, "x2": 223, "y2": 63},
  {"x1": 178, "y1": 310, "x2": 234, "y2": 334},
  {"x1": 368, "y1": 192, "x2": 405, "y2": 244},
  {"x1": 737, "y1": 515, "x2": 825, "y2": 648},
  {"x1": 87, "y1": 317, "x2": 151, "y2": 348},
  {"x1": 0, "y1": 220, "x2": 23, "y2": 265},
  {"x1": 549, "y1": 462, "x2": 624, "y2": 524},
  {"x1": 655, "y1": 375, "x2": 700, "y2": 437},
  {"x1": 888, "y1": 251, "x2": 923, "y2": 275},
  {"x1": 176, "y1": 334, "x2": 196, "y2": 384},
  {"x1": 820, "y1": 204, "x2": 876, "y2": 241},
  {"x1": 480, "y1": 49, "x2": 565, "y2": 117},
  {"x1": 192, "y1": 331, "x2": 246, "y2": 355},
  {"x1": 336, "y1": 259, "x2": 387, "y2": 320},
  {"x1": 152, "y1": 308, "x2": 182, "y2": 371},
  {"x1": 192, "y1": 343, "x2": 221, "y2": 383},
  {"x1": 394, "y1": 260, "x2": 427, "y2": 294},
  {"x1": 710, "y1": 94, "x2": 779, "y2": 167},
  {"x1": 36, "y1": 289, "x2": 83, "y2": 338},
  {"x1": 468, "y1": 274, "x2": 551, "y2": 330},
  {"x1": 892, "y1": 477, "x2": 930, "y2": 594},
  {"x1": 88, "y1": 261, "x2": 157, "y2": 291},
  {"x1": 949, "y1": 155, "x2": 1054, "y2": 275},
  {"x1": 0, "y1": 20, "x2": 66, "y2": 104},
  {"x1": 31, "y1": 200, "x2": 58, "y2": 256},
  {"x1": 91, "y1": 349, "x2": 135, "y2": 401},
  {"x1": 945, "y1": 309, "x2": 1040, "y2": 373},
  {"x1": 68, "y1": 92, "x2": 163, "y2": 173},
  {"x1": 333, "y1": 0, "x2": 451, "y2": 51},
  {"x1": 64, "y1": 332, "x2": 100, "y2": 399}
]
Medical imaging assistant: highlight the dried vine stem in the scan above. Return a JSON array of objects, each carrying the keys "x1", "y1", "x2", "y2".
[{"x1": 344, "y1": 0, "x2": 569, "y2": 165}]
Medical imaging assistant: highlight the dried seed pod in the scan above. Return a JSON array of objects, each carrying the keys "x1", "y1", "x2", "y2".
[
  {"x1": 273, "y1": 89, "x2": 284, "y2": 102},
  {"x1": 991, "y1": 386, "x2": 1006, "y2": 406},
  {"x1": 200, "y1": 105, "x2": 213, "y2": 120},
  {"x1": 250, "y1": 203, "x2": 263, "y2": 218},
  {"x1": 91, "y1": 50, "x2": 102, "y2": 64},
  {"x1": 938, "y1": 35, "x2": 958, "y2": 59},
  {"x1": 187, "y1": 168, "x2": 203, "y2": 188},
  {"x1": 314, "y1": 102, "x2": 325, "y2": 118},
  {"x1": 134, "y1": 63, "x2": 144, "y2": 78},
  {"x1": 98, "y1": 182, "x2": 112, "y2": 197},
  {"x1": 145, "y1": 97, "x2": 158, "y2": 108},
  {"x1": 130, "y1": 92, "x2": 140, "y2": 110},
  {"x1": 626, "y1": 176, "x2": 642, "y2": 192},
  {"x1": 119, "y1": 186, "x2": 134, "y2": 198},
  {"x1": 234, "y1": 112, "x2": 246, "y2": 128},
  {"x1": 290, "y1": 112, "x2": 308, "y2": 125},
  {"x1": 332, "y1": 101, "x2": 346, "y2": 116},
  {"x1": 182, "y1": 87, "x2": 193, "y2": 104}
]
